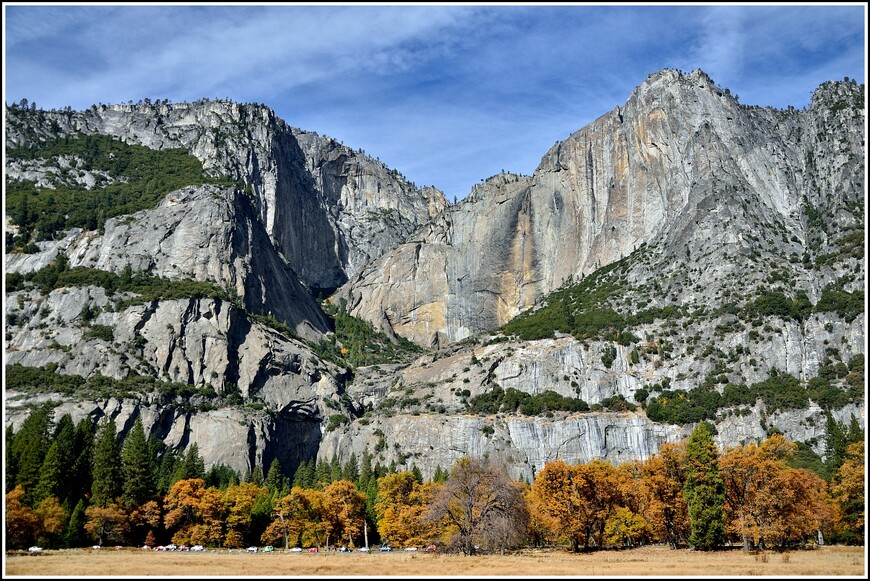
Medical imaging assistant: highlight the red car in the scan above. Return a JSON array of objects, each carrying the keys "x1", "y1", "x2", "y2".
[
  {"x1": 424, "y1": 545, "x2": 437, "y2": 552},
  {"x1": 308, "y1": 547, "x2": 319, "y2": 553}
]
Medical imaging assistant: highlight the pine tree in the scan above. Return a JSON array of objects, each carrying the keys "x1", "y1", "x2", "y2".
[
  {"x1": 432, "y1": 465, "x2": 446, "y2": 483},
  {"x1": 69, "y1": 419, "x2": 94, "y2": 505},
  {"x1": 411, "y1": 464, "x2": 423, "y2": 484},
  {"x1": 121, "y1": 417, "x2": 153, "y2": 509},
  {"x1": 63, "y1": 498, "x2": 87, "y2": 548},
  {"x1": 34, "y1": 440, "x2": 62, "y2": 503},
  {"x1": 248, "y1": 464, "x2": 264, "y2": 486},
  {"x1": 5, "y1": 424, "x2": 18, "y2": 493},
  {"x1": 359, "y1": 450, "x2": 374, "y2": 489},
  {"x1": 329, "y1": 454, "x2": 342, "y2": 482},
  {"x1": 9, "y1": 403, "x2": 54, "y2": 502},
  {"x1": 824, "y1": 411, "x2": 847, "y2": 479},
  {"x1": 314, "y1": 458, "x2": 331, "y2": 489},
  {"x1": 51, "y1": 414, "x2": 77, "y2": 504},
  {"x1": 684, "y1": 422, "x2": 725, "y2": 550},
  {"x1": 91, "y1": 418, "x2": 122, "y2": 507},
  {"x1": 154, "y1": 444, "x2": 177, "y2": 494},
  {"x1": 265, "y1": 458, "x2": 283, "y2": 494},
  {"x1": 292, "y1": 459, "x2": 314, "y2": 489},
  {"x1": 343, "y1": 452, "x2": 360, "y2": 484},
  {"x1": 177, "y1": 443, "x2": 205, "y2": 481}
]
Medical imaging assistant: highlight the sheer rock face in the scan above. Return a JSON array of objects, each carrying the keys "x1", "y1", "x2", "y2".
[
  {"x1": 5, "y1": 100, "x2": 447, "y2": 291},
  {"x1": 4, "y1": 70, "x2": 865, "y2": 477},
  {"x1": 6, "y1": 185, "x2": 330, "y2": 340},
  {"x1": 318, "y1": 412, "x2": 685, "y2": 482},
  {"x1": 5, "y1": 390, "x2": 324, "y2": 478},
  {"x1": 338, "y1": 69, "x2": 865, "y2": 347}
]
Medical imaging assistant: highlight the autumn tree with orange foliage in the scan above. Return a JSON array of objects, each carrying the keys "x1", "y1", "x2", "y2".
[
  {"x1": 720, "y1": 434, "x2": 835, "y2": 549},
  {"x1": 262, "y1": 487, "x2": 307, "y2": 548},
  {"x1": 641, "y1": 442, "x2": 689, "y2": 548},
  {"x1": 163, "y1": 478, "x2": 225, "y2": 546},
  {"x1": 375, "y1": 471, "x2": 440, "y2": 548},
  {"x1": 529, "y1": 458, "x2": 627, "y2": 550},
  {"x1": 5, "y1": 485, "x2": 41, "y2": 548},
  {"x1": 528, "y1": 459, "x2": 596, "y2": 551},
  {"x1": 323, "y1": 479, "x2": 367, "y2": 548},
  {"x1": 224, "y1": 482, "x2": 267, "y2": 548},
  {"x1": 33, "y1": 496, "x2": 67, "y2": 546},
  {"x1": 129, "y1": 500, "x2": 162, "y2": 547},
  {"x1": 261, "y1": 486, "x2": 331, "y2": 548},
  {"x1": 84, "y1": 503, "x2": 130, "y2": 546},
  {"x1": 605, "y1": 462, "x2": 652, "y2": 547},
  {"x1": 832, "y1": 440, "x2": 865, "y2": 544}
]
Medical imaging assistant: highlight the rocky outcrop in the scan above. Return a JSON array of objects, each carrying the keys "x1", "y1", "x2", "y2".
[
  {"x1": 318, "y1": 412, "x2": 685, "y2": 482},
  {"x1": 338, "y1": 70, "x2": 865, "y2": 347},
  {"x1": 6, "y1": 185, "x2": 330, "y2": 340},
  {"x1": 4, "y1": 390, "x2": 324, "y2": 479},
  {"x1": 5, "y1": 100, "x2": 448, "y2": 291}
]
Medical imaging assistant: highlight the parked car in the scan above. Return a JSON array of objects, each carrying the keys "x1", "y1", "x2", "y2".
[
  {"x1": 358, "y1": 547, "x2": 370, "y2": 553},
  {"x1": 28, "y1": 546, "x2": 43, "y2": 552},
  {"x1": 166, "y1": 544, "x2": 177, "y2": 551},
  {"x1": 424, "y1": 545, "x2": 437, "y2": 552},
  {"x1": 246, "y1": 546, "x2": 258, "y2": 553},
  {"x1": 379, "y1": 545, "x2": 392, "y2": 552},
  {"x1": 404, "y1": 547, "x2": 418, "y2": 552},
  {"x1": 263, "y1": 546, "x2": 274, "y2": 552},
  {"x1": 191, "y1": 545, "x2": 204, "y2": 552},
  {"x1": 289, "y1": 547, "x2": 303, "y2": 553},
  {"x1": 308, "y1": 547, "x2": 319, "y2": 553}
]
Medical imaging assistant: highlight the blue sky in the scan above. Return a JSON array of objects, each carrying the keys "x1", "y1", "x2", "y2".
[{"x1": 3, "y1": 3, "x2": 867, "y2": 201}]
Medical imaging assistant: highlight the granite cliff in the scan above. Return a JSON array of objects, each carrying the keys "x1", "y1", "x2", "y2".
[{"x1": 4, "y1": 69, "x2": 865, "y2": 480}]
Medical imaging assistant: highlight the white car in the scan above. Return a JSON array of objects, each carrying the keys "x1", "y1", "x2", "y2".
[
  {"x1": 247, "y1": 546, "x2": 258, "y2": 553},
  {"x1": 358, "y1": 547, "x2": 370, "y2": 553},
  {"x1": 404, "y1": 547, "x2": 418, "y2": 552},
  {"x1": 191, "y1": 545, "x2": 204, "y2": 552},
  {"x1": 28, "y1": 546, "x2": 43, "y2": 552},
  {"x1": 289, "y1": 547, "x2": 303, "y2": 553}
]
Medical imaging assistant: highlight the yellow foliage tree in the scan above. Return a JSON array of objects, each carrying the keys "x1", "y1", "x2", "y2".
[
  {"x1": 223, "y1": 482, "x2": 266, "y2": 548},
  {"x1": 832, "y1": 440, "x2": 865, "y2": 542},
  {"x1": 721, "y1": 434, "x2": 835, "y2": 549},
  {"x1": 323, "y1": 479, "x2": 366, "y2": 548},
  {"x1": 605, "y1": 506, "x2": 652, "y2": 547},
  {"x1": 84, "y1": 503, "x2": 130, "y2": 546},
  {"x1": 164, "y1": 478, "x2": 225, "y2": 546},
  {"x1": 375, "y1": 471, "x2": 440, "y2": 548},
  {"x1": 34, "y1": 496, "x2": 67, "y2": 545},
  {"x1": 528, "y1": 459, "x2": 596, "y2": 551},
  {"x1": 641, "y1": 442, "x2": 689, "y2": 548},
  {"x1": 5, "y1": 485, "x2": 40, "y2": 548}
]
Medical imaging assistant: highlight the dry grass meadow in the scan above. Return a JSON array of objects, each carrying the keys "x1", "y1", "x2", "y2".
[{"x1": 4, "y1": 544, "x2": 866, "y2": 577}]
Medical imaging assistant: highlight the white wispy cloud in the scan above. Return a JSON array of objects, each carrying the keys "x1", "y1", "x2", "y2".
[{"x1": 4, "y1": 4, "x2": 864, "y2": 200}]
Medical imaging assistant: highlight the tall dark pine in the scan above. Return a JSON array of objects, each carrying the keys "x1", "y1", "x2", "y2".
[
  {"x1": 69, "y1": 418, "x2": 95, "y2": 505},
  {"x1": 91, "y1": 418, "x2": 122, "y2": 507},
  {"x1": 684, "y1": 422, "x2": 726, "y2": 551},
  {"x1": 9, "y1": 403, "x2": 54, "y2": 502},
  {"x1": 121, "y1": 417, "x2": 154, "y2": 508},
  {"x1": 33, "y1": 440, "x2": 62, "y2": 504},
  {"x1": 52, "y1": 414, "x2": 77, "y2": 503},
  {"x1": 265, "y1": 458, "x2": 284, "y2": 494}
]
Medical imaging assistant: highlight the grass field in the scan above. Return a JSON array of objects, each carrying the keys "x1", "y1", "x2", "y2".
[{"x1": 4, "y1": 545, "x2": 866, "y2": 577}]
